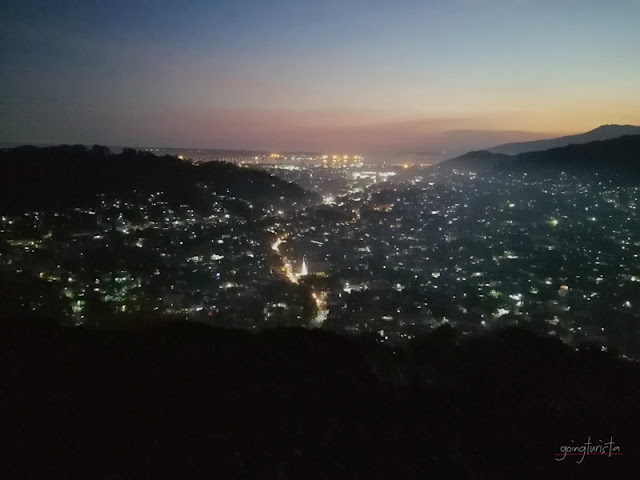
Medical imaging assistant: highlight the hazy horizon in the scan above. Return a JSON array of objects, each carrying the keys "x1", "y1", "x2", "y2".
[{"x1": 0, "y1": 127, "x2": 564, "y2": 155}]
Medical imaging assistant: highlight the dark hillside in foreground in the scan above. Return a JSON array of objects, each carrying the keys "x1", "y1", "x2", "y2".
[
  {"x1": 0, "y1": 145, "x2": 311, "y2": 213},
  {"x1": 1, "y1": 318, "x2": 639, "y2": 478}
]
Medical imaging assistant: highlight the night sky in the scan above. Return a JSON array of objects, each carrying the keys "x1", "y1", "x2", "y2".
[{"x1": 2, "y1": 0, "x2": 639, "y2": 153}]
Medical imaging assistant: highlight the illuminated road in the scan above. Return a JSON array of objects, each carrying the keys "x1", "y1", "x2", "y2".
[
  {"x1": 310, "y1": 291, "x2": 328, "y2": 327},
  {"x1": 271, "y1": 235, "x2": 299, "y2": 284},
  {"x1": 271, "y1": 234, "x2": 327, "y2": 326}
]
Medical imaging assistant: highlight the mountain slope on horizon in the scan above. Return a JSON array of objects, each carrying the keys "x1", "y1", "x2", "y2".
[
  {"x1": 439, "y1": 135, "x2": 640, "y2": 175},
  {"x1": 487, "y1": 124, "x2": 640, "y2": 155},
  {"x1": 435, "y1": 150, "x2": 510, "y2": 171}
]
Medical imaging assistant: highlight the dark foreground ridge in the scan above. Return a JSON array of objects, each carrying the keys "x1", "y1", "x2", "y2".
[{"x1": 2, "y1": 317, "x2": 639, "y2": 479}]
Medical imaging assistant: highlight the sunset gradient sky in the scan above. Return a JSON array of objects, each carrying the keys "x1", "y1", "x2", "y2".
[{"x1": 2, "y1": 0, "x2": 639, "y2": 154}]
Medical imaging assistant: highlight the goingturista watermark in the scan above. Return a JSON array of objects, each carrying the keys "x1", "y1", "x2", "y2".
[{"x1": 555, "y1": 437, "x2": 623, "y2": 463}]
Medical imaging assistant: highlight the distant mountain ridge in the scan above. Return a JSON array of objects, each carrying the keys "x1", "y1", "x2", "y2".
[
  {"x1": 440, "y1": 135, "x2": 640, "y2": 175},
  {"x1": 487, "y1": 124, "x2": 640, "y2": 155}
]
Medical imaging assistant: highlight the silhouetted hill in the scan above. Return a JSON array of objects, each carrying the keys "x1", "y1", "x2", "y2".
[
  {"x1": 488, "y1": 124, "x2": 640, "y2": 155},
  {"x1": 440, "y1": 135, "x2": 640, "y2": 176},
  {"x1": 436, "y1": 149, "x2": 510, "y2": 171},
  {"x1": 1, "y1": 317, "x2": 639, "y2": 478},
  {"x1": 501, "y1": 134, "x2": 640, "y2": 174},
  {"x1": 0, "y1": 145, "x2": 312, "y2": 213}
]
